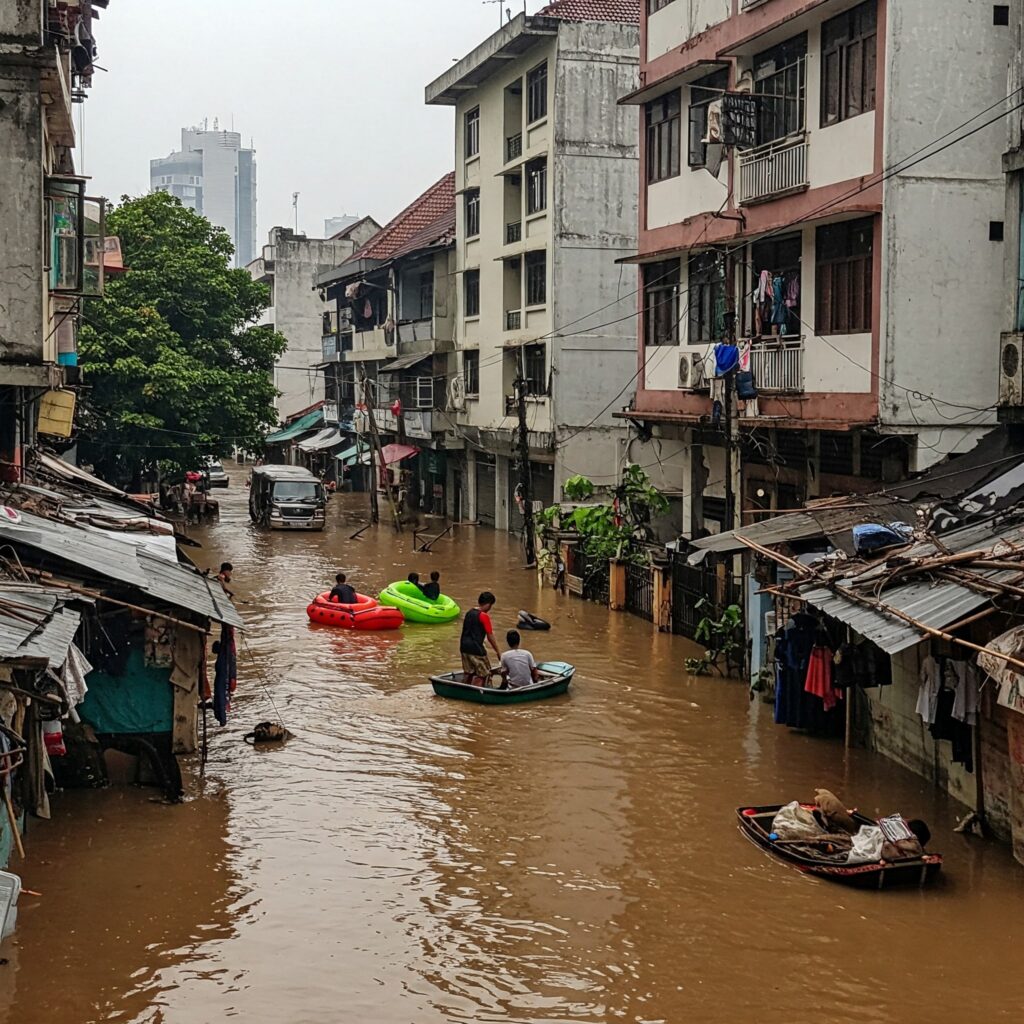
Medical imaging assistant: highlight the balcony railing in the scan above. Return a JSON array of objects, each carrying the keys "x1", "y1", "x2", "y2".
[
  {"x1": 749, "y1": 336, "x2": 804, "y2": 393},
  {"x1": 506, "y1": 221, "x2": 522, "y2": 244},
  {"x1": 505, "y1": 309, "x2": 522, "y2": 331},
  {"x1": 737, "y1": 133, "x2": 809, "y2": 206},
  {"x1": 506, "y1": 133, "x2": 523, "y2": 163}
]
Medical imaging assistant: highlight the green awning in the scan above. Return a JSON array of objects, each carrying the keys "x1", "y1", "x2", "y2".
[
  {"x1": 265, "y1": 409, "x2": 325, "y2": 444},
  {"x1": 336, "y1": 439, "x2": 370, "y2": 466}
]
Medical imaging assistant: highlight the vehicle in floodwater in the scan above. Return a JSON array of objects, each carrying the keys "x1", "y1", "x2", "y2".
[{"x1": 248, "y1": 465, "x2": 325, "y2": 530}]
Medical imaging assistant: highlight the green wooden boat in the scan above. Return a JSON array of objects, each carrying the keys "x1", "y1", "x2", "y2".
[{"x1": 429, "y1": 661, "x2": 574, "y2": 704}]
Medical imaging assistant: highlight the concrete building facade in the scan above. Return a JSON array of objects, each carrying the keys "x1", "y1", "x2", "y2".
[
  {"x1": 623, "y1": 0, "x2": 1011, "y2": 541},
  {"x1": 249, "y1": 221, "x2": 379, "y2": 423},
  {"x1": 0, "y1": 0, "x2": 110, "y2": 477},
  {"x1": 151, "y1": 126, "x2": 258, "y2": 267},
  {"x1": 425, "y1": 1, "x2": 640, "y2": 531}
]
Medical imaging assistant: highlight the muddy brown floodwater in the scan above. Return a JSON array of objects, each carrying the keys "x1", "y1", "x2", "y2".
[{"x1": 3, "y1": 471, "x2": 1024, "y2": 1023}]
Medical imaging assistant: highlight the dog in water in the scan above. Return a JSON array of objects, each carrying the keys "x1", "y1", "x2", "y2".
[{"x1": 244, "y1": 721, "x2": 293, "y2": 745}]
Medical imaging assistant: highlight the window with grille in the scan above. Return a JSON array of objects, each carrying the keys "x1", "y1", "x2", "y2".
[
  {"x1": 526, "y1": 250, "x2": 547, "y2": 306},
  {"x1": 815, "y1": 217, "x2": 874, "y2": 334},
  {"x1": 646, "y1": 90, "x2": 681, "y2": 183},
  {"x1": 465, "y1": 107, "x2": 480, "y2": 158},
  {"x1": 464, "y1": 269, "x2": 480, "y2": 318},
  {"x1": 527, "y1": 62, "x2": 548, "y2": 123},
  {"x1": 753, "y1": 33, "x2": 807, "y2": 144},
  {"x1": 821, "y1": 1, "x2": 877, "y2": 127},
  {"x1": 464, "y1": 350, "x2": 480, "y2": 395},
  {"x1": 648, "y1": 0, "x2": 676, "y2": 11},
  {"x1": 688, "y1": 69, "x2": 729, "y2": 168},
  {"x1": 418, "y1": 271, "x2": 434, "y2": 319},
  {"x1": 526, "y1": 159, "x2": 547, "y2": 215},
  {"x1": 465, "y1": 189, "x2": 480, "y2": 238},
  {"x1": 523, "y1": 343, "x2": 548, "y2": 395},
  {"x1": 688, "y1": 251, "x2": 726, "y2": 344},
  {"x1": 643, "y1": 259, "x2": 680, "y2": 346}
]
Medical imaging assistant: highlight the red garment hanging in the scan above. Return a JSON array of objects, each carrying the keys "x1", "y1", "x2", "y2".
[{"x1": 805, "y1": 646, "x2": 843, "y2": 712}]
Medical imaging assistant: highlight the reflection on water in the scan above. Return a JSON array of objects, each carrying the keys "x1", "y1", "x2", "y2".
[{"x1": 4, "y1": 473, "x2": 1024, "y2": 1024}]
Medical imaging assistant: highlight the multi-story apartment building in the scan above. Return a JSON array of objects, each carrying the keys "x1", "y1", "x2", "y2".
[
  {"x1": 0, "y1": 0, "x2": 112, "y2": 477},
  {"x1": 151, "y1": 126, "x2": 258, "y2": 266},
  {"x1": 317, "y1": 174, "x2": 457, "y2": 515},
  {"x1": 248, "y1": 221, "x2": 379, "y2": 422},
  {"x1": 425, "y1": 1, "x2": 640, "y2": 531},
  {"x1": 624, "y1": 0, "x2": 1011, "y2": 539}
]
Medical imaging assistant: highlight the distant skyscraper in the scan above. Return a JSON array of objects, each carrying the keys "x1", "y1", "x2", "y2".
[
  {"x1": 150, "y1": 125, "x2": 258, "y2": 267},
  {"x1": 324, "y1": 215, "x2": 360, "y2": 238}
]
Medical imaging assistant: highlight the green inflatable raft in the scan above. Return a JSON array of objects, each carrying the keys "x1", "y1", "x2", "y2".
[{"x1": 378, "y1": 581, "x2": 461, "y2": 624}]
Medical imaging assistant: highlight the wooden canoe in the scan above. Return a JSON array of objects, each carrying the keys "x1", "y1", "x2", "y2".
[
  {"x1": 429, "y1": 661, "x2": 574, "y2": 704},
  {"x1": 737, "y1": 804, "x2": 943, "y2": 889}
]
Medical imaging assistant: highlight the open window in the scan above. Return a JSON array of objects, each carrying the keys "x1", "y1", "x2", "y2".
[{"x1": 46, "y1": 177, "x2": 85, "y2": 294}]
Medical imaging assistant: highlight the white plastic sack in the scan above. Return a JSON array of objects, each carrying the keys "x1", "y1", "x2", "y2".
[
  {"x1": 846, "y1": 825, "x2": 885, "y2": 865},
  {"x1": 771, "y1": 801, "x2": 823, "y2": 840}
]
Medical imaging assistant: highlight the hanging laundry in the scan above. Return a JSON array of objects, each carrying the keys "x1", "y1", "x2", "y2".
[
  {"x1": 771, "y1": 274, "x2": 787, "y2": 327},
  {"x1": 916, "y1": 654, "x2": 943, "y2": 725},
  {"x1": 714, "y1": 343, "x2": 739, "y2": 376},
  {"x1": 805, "y1": 645, "x2": 843, "y2": 712}
]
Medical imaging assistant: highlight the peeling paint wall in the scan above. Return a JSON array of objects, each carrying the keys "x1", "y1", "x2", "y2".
[
  {"x1": 551, "y1": 21, "x2": 639, "y2": 494},
  {"x1": 0, "y1": 65, "x2": 45, "y2": 364},
  {"x1": 879, "y1": 2, "x2": 1010, "y2": 458}
]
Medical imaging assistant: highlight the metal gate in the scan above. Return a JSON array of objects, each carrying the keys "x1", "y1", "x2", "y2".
[
  {"x1": 475, "y1": 456, "x2": 496, "y2": 528},
  {"x1": 625, "y1": 563, "x2": 653, "y2": 621},
  {"x1": 568, "y1": 547, "x2": 609, "y2": 604},
  {"x1": 671, "y1": 555, "x2": 741, "y2": 640}
]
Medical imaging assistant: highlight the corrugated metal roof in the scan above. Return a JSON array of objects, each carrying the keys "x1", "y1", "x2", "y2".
[
  {"x1": 0, "y1": 585, "x2": 82, "y2": 667},
  {"x1": 0, "y1": 511, "x2": 243, "y2": 628},
  {"x1": 798, "y1": 517, "x2": 1024, "y2": 654},
  {"x1": 688, "y1": 498, "x2": 913, "y2": 562}
]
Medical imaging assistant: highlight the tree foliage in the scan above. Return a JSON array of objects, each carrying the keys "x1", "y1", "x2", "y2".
[
  {"x1": 77, "y1": 191, "x2": 286, "y2": 485},
  {"x1": 538, "y1": 464, "x2": 670, "y2": 564}
]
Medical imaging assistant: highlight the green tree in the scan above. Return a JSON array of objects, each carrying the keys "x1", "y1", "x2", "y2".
[{"x1": 77, "y1": 191, "x2": 286, "y2": 487}]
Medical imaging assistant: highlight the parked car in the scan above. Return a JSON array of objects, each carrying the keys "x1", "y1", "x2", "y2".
[{"x1": 206, "y1": 460, "x2": 229, "y2": 488}]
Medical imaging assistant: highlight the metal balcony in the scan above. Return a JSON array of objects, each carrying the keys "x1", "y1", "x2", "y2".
[
  {"x1": 749, "y1": 336, "x2": 804, "y2": 393},
  {"x1": 737, "y1": 133, "x2": 809, "y2": 206},
  {"x1": 506, "y1": 221, "x2": 522, "y2": 244},
  {"x1": 506, "y1": 133, "x2": 523, "y2": 163}
]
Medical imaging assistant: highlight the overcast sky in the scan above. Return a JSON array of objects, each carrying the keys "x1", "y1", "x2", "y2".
[{"x1": 81, "y1": 1, "x2": 544, "y2": 243}]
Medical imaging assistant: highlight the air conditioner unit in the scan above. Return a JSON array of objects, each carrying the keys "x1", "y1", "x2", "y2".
[
  {"x1": 1000, "y1": 332, "x2": 1024, "y2": 407},
  {"x1": 678, "y1": 352, "x2": 708, "y2": 390}
]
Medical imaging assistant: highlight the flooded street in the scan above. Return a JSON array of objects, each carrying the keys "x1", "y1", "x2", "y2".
[{"x1": 3, "y1": 473, "x2": 1024, "y2": 1024}]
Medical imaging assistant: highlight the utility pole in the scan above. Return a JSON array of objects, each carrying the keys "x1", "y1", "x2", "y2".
[
  {"x1": 514, "y1": 349, "x2": 537, "y2": 568},
  {"x1": 359, "y1": 369, "x2": 379, "y2": 525},
  {"x1": 362, "y1": 373, "x2": 402, "y2": 531},
  {"x1": 292, "y1": 192, "x2": 300, "y2": 233}
]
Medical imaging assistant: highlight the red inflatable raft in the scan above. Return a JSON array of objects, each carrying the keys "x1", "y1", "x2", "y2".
[{"x1": 306, "y1": 592, "x2": 404, "y2": 631}]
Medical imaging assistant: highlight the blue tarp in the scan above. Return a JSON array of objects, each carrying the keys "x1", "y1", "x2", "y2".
[{"x1": 78, "y1": 648, "x2": 174, "y2": 734}]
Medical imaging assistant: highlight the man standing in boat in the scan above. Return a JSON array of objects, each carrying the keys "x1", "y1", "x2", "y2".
[{"x1": 460, "y1": 591, "x2": 500, "y2": 686}]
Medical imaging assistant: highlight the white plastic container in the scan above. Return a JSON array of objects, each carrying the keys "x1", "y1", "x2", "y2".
[{"x1": 0, "y1": 870, "x2": 21, "y2": 941}]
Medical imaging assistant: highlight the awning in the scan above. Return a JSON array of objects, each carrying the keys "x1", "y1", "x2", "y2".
[
  {"x1": 336, "y1": 440, "x2": 370, "y2": 466},
  {"x1": 0, "y1": 584, "x2": 83, "y2": 668},
  {"x1": 379, "y1": 352, "x2": 431, "y2": 373},
  {"x1": 379, "y1": 443, "x2": 419, "y2": 466},
  {"x1": 298, "y1": 427, "x2": 343, "y2": 453},
  {"x1": 265, "y1": 409, "x2": 324, "y2": 444}
]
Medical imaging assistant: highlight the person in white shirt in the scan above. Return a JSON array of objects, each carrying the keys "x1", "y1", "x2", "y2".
[{"x1": 500, "y1": 630, "x2": 540, "y2": 689}]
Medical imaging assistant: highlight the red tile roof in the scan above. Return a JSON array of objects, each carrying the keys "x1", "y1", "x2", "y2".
[
  {"x1": 351, "y1": 172, "x2": 456, "y2": 262},
  {"x1": 536, "y1": 0, "x2": 640, "y2": 23}
]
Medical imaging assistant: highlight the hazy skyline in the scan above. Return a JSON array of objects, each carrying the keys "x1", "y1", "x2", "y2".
[{"x1": 80, "y1": 1, "x2": 545, "y2": 252}]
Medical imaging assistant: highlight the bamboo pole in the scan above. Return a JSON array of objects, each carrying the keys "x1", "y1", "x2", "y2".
[{"x1": 3, "y1": 786, "x2": 25, "y2": 860}]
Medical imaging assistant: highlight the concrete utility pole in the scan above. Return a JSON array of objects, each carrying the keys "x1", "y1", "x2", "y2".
[
  {"x1": 514, "y1": 349, "x2": 537, "y2": 568},
  {"x1": 362, "y1": 373, "x2": 402, "y2": 531}
]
